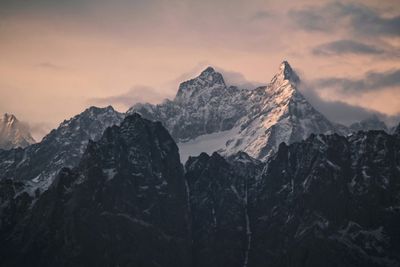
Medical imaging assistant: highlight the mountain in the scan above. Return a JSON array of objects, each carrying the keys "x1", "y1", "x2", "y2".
[
  {"x1": 0, "y1": 114, "x2": 191, "y2": 267},
  {"x1": 0, "y1": 106, "x2": 124, "y2": 194},
  {"x1": 349, "y1": 115, "x2": 388, "y2": 132},
  {"x1": 186, "y1": 126, "x2": 400, "y2": 267},
  {"x1": 0, "y1": 113, "x2": 35, "y2": 150},
  {"x1": 185, "y1": 151, "x2": 263, "y2": 267},
  {"x1": 220, "y1": 61, "x2": 339, "y2": 160},
  {"x1": 1, "y1": 109, "x2": 399, "y2": 266},
  {"x1": 129, "y1": 61, "x2": 341, "y2": 161},
  {"x1": 128, "y1": 66, "x2": 249, "y2": 142}
]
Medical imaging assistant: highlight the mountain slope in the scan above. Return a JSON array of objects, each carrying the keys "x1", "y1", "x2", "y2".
[
  {"x1": 186, "y1": 126, "x2": 400, "y2": 267},
  {"x1": 0, "y1": 114, "x2": 191, "y2": 267},
  {"x1": 129, "y1": 61, "x2": 340, "y2": 161},
  {"x1": 0, "y1": 113, "x2": 35, "y2": 150},
  {"x1": 0, "y1": 106, "x2": 124, "y2": 193},
  {"x1": 221, "y1": 61, "x2": 338, "y2": 160}
]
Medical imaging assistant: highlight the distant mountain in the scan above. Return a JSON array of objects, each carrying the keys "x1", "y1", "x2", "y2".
[
  {"x1": 220, "y1": 61, "x2": 341, "y2": 160},
  {"x1": 0, "y1": 114, "x2": 191, "y2": 267},
  {"x1": 349, "y1": 115, "x2": 388, "y2": 132},
  {"x1": 0, "y1": 113, "x2": 35, "y2": 150},
  {"x1": 128, "y1": 66, "x2": 249, "y2": 143},
  {"x1": 186, "y1": 126, "x2": 400, "y2": 267},
  {"x1": 0, "y1": 106, "x2": 124, "y2": 194},
  {"x1": 129, "y1": 61, "x2": 343, "y2": 161}
]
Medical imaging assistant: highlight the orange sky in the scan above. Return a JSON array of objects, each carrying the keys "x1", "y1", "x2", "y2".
[{"x1": 0, "y1": 0, "x2": 399, "y2": 140}]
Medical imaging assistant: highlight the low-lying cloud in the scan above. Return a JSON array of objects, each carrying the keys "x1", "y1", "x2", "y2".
[
  {"x1": 299, "y1": 83, "x2": 389, "y2": 125},
  {"x1": 89, "y1": 86, "x2": 167, "y2": 111},
  {"x1": 28, "y1": 121, "x2": 53, "y2": 142}
]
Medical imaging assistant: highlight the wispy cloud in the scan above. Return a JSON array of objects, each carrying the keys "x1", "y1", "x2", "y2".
[
  {"x1": 249, "y1": 10, "x2": 272, "y2": 21},
  {"x1": 28, "y1": 121, "x2": 53, "y2": 141},
  {"x1": 314, "y1": 69, "x2": 400, "y2": 93},
  {"x1": 299, "y1": 82, "x2": 391, "y2": 125},
  {"x1": 312, "y1": 40, "x2": 384, "y2": 56},
  {"x1": 216, "y1": 68, "x2": 264, "y2": 89},
  {"x1": 289, "y1": 2, "x2": 400, "y2": 36}
]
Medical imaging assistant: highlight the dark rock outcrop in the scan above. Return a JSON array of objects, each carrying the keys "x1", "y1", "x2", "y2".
[
  {"x1": 0, "y1": 114, "x2": 191, "y2": 267},
  {"x1": 186, "y1": 130, "x2": 400, "y2": 267}
]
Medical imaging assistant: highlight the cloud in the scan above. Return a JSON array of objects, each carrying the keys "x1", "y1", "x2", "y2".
[
  {"x1": 314, "y1": 69, "x2": 400, "y2": 93},
  {"x1": 298, "y1": 83, "x2": 388, "y2": 125},
  {"x1": 88, "y1": 86, "x2": 167, "y2": 111},
  {"x1": 289, "y1": 7, "x2": 334, "y2": 32},
  {"x1": 289, "y1": 2, "x2": 400, "y2": 36},
  {"x1": 312, "y1": 40, "x2": 384, "y2": 56},
  {"x1": 28, "y1": 122, "x2": 53, "y2": 141},
  {"x1": 216, "y1": 68, "x2": 264, "y2": 89},
  {"x1": 250, "y1": 10, "x2": 272, "y2": 21}
]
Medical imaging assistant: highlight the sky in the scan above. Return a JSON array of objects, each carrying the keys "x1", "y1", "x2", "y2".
[{"x1": 0, "y1": 0, "x2": 399, "y2": 140}]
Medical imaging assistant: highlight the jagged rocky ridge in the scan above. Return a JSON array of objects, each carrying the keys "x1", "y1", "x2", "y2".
[
  {"x1": 0, "y1": 106, "x2": 124, "y2": 193},
  {"x1": 0, "y1": 114, "x2": 191, "y2": 267},
  {"x1": 0, "y1": 113, "x2": 35, "y2": 150},
  {"x1": 129, "y1": 61, "x2": 344, "y2": 161},
  {"x1": 186, "y1": 125, "x2": 400, "y2": 267},
  {"x1": 350, "y1": 115, "x2": 389, "y2": 133},
  {"x1": 0, "y1": 106, "x2": 124, "y2": 240},
  {"x1": 0, "y1": 61, "x2": 390, "y2": 201},
  {"x1": 1, "y1": 113, "x2": 399, "y2": 266}
]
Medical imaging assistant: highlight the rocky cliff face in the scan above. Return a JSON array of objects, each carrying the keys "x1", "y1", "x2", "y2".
[
  {"x1": 185, "y1": 127, "x2": 400, "y2": 267},
  {"x1": 185, "y1": 151, "x2": 263, "y2": 267},
  {"x1": 0, "y1": 113, "x2": 35, "y2": 150},
  {"x1": 249, "y1": 129, "x2": 400, "y2": 267},
  {"x1": 0, "y1": 114, "x2": 191, "y2": 267}
]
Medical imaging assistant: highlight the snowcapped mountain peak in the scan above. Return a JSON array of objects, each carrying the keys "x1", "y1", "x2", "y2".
[
  {"x1": 198, "y1": 66, "x2": 224, "y2": 83},
  {"x1": 175, "y1": 66, "x2": 225, "y2": 102},
  {"x1": 3, "y1": 113, "x2": 17, "y2": 126},
  {"x1": 129, "y1": 61, "x2": 339, "y2": 161},
  {"x1": 0, "y1": 113, "x2": 35, "y2": 150},
  {"x1": 271, "y1": 60, "x2": 300, "y2": 86},
  {"x1": 263, "y1": 61, "x2": 303, "y2": 109},
  {"x1": 200, "y1": 66, "x2": 215, "y2": 75}
]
